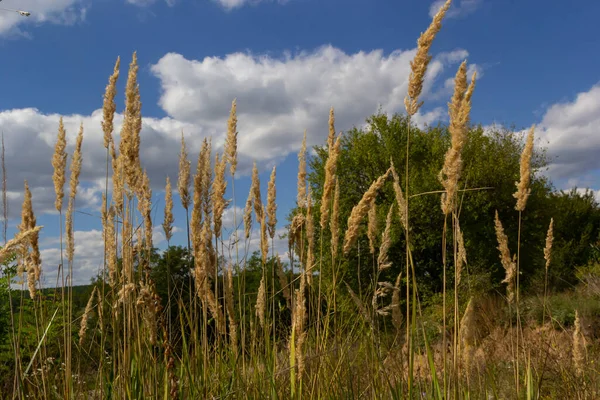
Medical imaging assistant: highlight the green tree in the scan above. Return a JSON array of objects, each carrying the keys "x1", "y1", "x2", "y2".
[{"x1": 287, "y1": 112, "x2": 598, "y2": 299}]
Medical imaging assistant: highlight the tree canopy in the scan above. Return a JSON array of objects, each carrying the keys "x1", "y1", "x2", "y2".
[{"x1": 287, "y1": 112, "x2": 600, "y2": 298}]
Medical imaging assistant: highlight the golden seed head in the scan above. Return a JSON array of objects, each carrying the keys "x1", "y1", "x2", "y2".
[
  {"x1": 51, "y1": 117, "x2": 68, "y2": 212},
  {"x1": 212, "y1": 152, "x2": 228, "y2": 237},
  {"x1": 514, "y1": 125, "x2": 535, "y2": 212},
  {"x1": 343, "y1": 168, "x2": 392, "y2": 254},
  {"x1": 573, "y1": 310, "x2": 586, "y2": 376},
  {"x1": 102, "y1": 57, "x2": 120, "y2": 149},
  {"x1": 163, "y1": 176, "x2": 174, "y2": 242},
  {"x1": 267, "y1": 166, "x2": 277, "y2": 239},
  {"x1": 320, "y1": 133, "x2": 342, "y2": 229},
  {"x1": 377, "y1": 203, "x2": 394, "y2": 271},
  {"x1": 367, "y1": 199, "x2": 377, "y2": 254},
  {"x1": 225, "y1": 99, "x2": 238, "y2": 176},
  {"x1": 404, "y1": 0, "x2": 452, "y2": 116},
  {"x1": 544, "y1": 218, "x2": 554, "y2": 271},
  {"x1": 178, "y1": 132, "x2": 191, "y2": 210},
  {"x1": 297, "y1": 131, "x2": 307, "y2": 208},
  {"x1": 494, "y1": 211, "x2": 515, "y2": 303},
  {"x1": 439, "y1": 61, "x2": 476, "y2": 215},
  {"x1": 244, "y1": 186, "x2": 253, "y2": 239},
  {"x1": 330, "y1": 178, "x2": 340, "y2": 257},
  {"x1": 390, "y1": 160, "x2": 408, "y2": 230}
]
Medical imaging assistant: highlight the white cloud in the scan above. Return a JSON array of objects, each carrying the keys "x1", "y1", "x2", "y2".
[
  {"x1": 40, "y1": 229, "x2": 104, "y2": 286},
  {"x1": 151, "y1": 45, "x2": 473, "y2": 165},
  {"x1": 0, "y1": 0, "x2": 88, "y2": 36},
  {"x1": 429, "y1": 0, "x2": 481, "y2": 19},
  {"x1": 536, "y1": 83, "x2": 600, "y2": 180},
  {"x1": 571, "y1": 188, "x2": 600, "y2": 203}
]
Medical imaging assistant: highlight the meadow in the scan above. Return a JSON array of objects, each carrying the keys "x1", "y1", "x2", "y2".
[{"x1": 1, "y1": 0, "x2": 600, "y2": 398}]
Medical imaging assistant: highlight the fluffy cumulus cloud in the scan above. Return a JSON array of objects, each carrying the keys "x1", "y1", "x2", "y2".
[
  {"x1": 0, "y1": 0, "x2": 88, "y2": 35},
  {"x1": 536, "y1": 83, "x2": 600, "y2": 182},
  {"x1": 429, "y1": 0, "x2": 482, "y2": 19},
  {"x1": 151, "y1": 46, "x2": 473, "y2": 166}
]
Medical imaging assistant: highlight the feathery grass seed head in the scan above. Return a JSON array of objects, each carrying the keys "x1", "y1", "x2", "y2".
[
  {"x1": 404, "y1": 0, "x2": 451, "y2": 115},
  {"x1": 52, "y1": 118, "x2": 68, "y2": 212},
  {"x1": 102, "y1": 57, "x2": 120, "y2": 149},
  {"x1": 514, "y1": 125, "x2": 535, "y2": 212}
]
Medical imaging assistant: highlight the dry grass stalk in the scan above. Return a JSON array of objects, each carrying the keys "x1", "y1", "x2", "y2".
[
  {"x1": 212, "y1": 152, "x2": 228, "y2": 237},
  {"x1": 260, "y1": 207, "x2": 269, "y2": 265},
  {"x1": 18, "y1": 182, "x2": 41, "y2": 299},
  {"x1": 292, "y1": 272, "x2": 308, "y2": 377},
  {"x1": 320, "y1": 113, "x2": 342, "y2": 229},
  {"x1": 456, "y1": 218, "x2": 467, "y2": 285},
  {"x1": 52, "y1": 117, "x2": 68, "y2": 212},
  {"x1": 573, "y1": 310, "x2": 586, "y2": 376},
  {"x1": 137, "y1": 282, "x2": 162, "y2": 345},
  {"x1": 224, "y1": 99, "x2": 238, "y2": 176},
  {"x1": 79, "y1": 286, "x2": 98, "y2": 346},
  {"x1": 194, "y1": 221, "x2": 225, "y2": 334},
  {"x1": 276, "y1": 255, "x2": 291, "y2": 309},
  {"x1": 201, "y1": 139, "x2": 213, "y2": 221},
  {"x1": 305, "y1": 192, "x2": 315, "y2": 284},
  {"x1": 224, "y1": 262, "x2": 238, "y2": 349},
  {"x1": 66, "y1": 124, "x2": 84, "y2": 263},
  {"x1": 244, "y1": 186, "x2": 253, "y2": 239},
  {"x1": 330, "y1": 178, "x2": 340, "y2": 257},
  {"x1": 390, "y1": 161, "x2": 408, "y2": 230},
  {"x1": 163, "y1": 177, "x2": 174, "y2": 242},
  {"x1": 251, "y1": 162, "x2": 264, "y2": 222},
  {"x1": 104, "y1": 205, "x2": 118, "y2": 287},
  {"x1": 297, "y1": 131, "x2": 307, "y2": 208},
  {"x1": 391, "y1": 272, "x2": 403, "y2": 332},
  {"x1": 267, "y1": 166, "x2": 277, "y2": 239},
  {"x1": 404, "y1": 0, "x2": 451, "y2": 116},
  {"x1": 459, "y1": 297, "x2": 477, "y2": 371},
  {"x1": 0, "y1": 226, "x2": 42, "y2": 265},
  {"x1": 289, "y1": 213, "x2": 306, "y2": 266},
  {"x1": 544, "y1": 218, "x2": 554, "y2": 271},
  {"x1": 367, "y1": 200, "x2": 378, "y2": 254},
  {"x1": 256, "y1": 276, "x2": 266, "y2": 329},
  {"x1": 327, "y1": 107, "x2": 335, "y2": 150},
  {"x1": 371, "y1": 281, "x2": 395, "y2": 317},
  {"x1": 112, "y1": 154, "x2": 124, "y2": 215},
  {"x1": 138, "y1": 170, "x2": 153, "y2": 255},
  {"x1": 119, "y1": 52, "x2": 142, "y2": 193},
  {"x1": 439, "y1": 62, "x2": 476, "y2": 215},
  {"x1": 343, "y1": 167, "x2": 392, "y2": 254},
  {"x1": 113, "y1": 283, "x2": 136, "y2": 312},
  {"x1": 102, "y1": 57, "x2": 120, "y2": 149},
  {"x1": 122, "y1": 209, "x2": 134, "y2": 284},
  {"x1": 346, "y1": 283, "x2": 373, "y2": 327},
  {"x1": 191, "y1": 139, "x2": 208, "y2": 252},
  {"x1": 514, "y1": 125, "x2": 535, "y2": 212},
  {"x1": 377, "y1": 203, "x2": 395, "y2": 271},
  {"x1": 177, "y1": 132, "x2": 191, "y2": 211},
  {"x1": 494, "y1": 211, "x2": 516, "y2": 303}
]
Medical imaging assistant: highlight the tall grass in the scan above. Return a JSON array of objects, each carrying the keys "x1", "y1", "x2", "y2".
[{"x1": 2, "y1": 2, "x2": 600, "y2": 399}]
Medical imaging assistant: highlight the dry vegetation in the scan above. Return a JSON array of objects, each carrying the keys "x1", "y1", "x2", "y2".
[{"x1": 1, "y1": 0, "x2": 599, "y2": 398}]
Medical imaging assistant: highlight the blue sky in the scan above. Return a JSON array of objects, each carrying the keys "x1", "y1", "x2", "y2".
[{"x1": 0, "y1": 0, "x2": 599, "y2": 285}]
